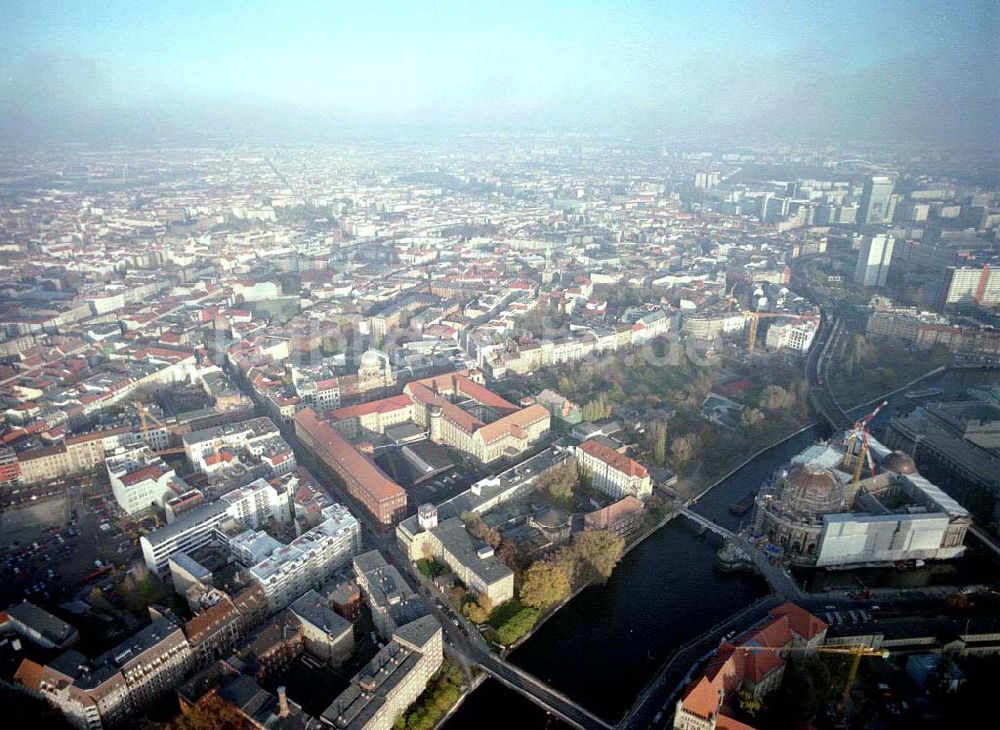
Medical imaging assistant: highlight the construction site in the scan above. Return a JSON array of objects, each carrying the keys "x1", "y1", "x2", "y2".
[{"x1": 750, "y1": 402, "x2": 971, "y2": 569}]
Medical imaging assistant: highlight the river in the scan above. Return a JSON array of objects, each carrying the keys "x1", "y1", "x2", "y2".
[{"x1": 447, "y1": 368, "x2": 1000, "y2": 728}]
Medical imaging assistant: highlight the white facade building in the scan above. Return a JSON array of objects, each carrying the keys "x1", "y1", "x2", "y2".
[
  {"x1": 106, "y1": 446, "x2": 184, "y2": 516},
  {"x1": 854, "y1": 234, "x2": 895, "y2": 288},
  {"x1": 765, "y1": 319, "x2": 817, "y2": 353},
  {"x1": 249, "y1": 504, "x2": 361, "y2": 611}
]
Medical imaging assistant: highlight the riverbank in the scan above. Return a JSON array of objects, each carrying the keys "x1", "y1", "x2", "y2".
[
  {"x1": 502, "y1": 509, "x2": 676, "y2": 655},
  {"x1": 831, "y1": 364, "x2": 948, "y2": 414},
  {"x1": 447, "y1": 365, "x2": 1000, "y2": 728},
  {"x1": 687, "y1": 420, "x2": 819, "y2": 505}
]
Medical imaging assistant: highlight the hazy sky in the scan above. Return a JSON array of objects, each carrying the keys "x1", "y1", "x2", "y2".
[{"x1": 1, "y1": 0, "x2": 997, "y2": 146}]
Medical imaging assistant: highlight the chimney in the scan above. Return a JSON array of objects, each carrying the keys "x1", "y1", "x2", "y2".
[{"x1": 277, "y1": 686, "x2": 289, "y2": 718}]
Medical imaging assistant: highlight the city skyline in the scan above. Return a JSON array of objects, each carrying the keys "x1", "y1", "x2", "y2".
[
  {"x1": 0, "y1": 3, "x2": 998, "y2": 727},
  {"x1": 1, "y1": 0, "x2": 997, "y2": 146}
]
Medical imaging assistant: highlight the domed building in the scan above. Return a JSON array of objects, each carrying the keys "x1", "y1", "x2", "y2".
[
  {"x1": 529, "y1": 506, "x2": 572, "y2": 546},
  {"x1": 752, "y1": 463, "x2": 846, "y2": 564},
  {"x1": 881, "y1": 450, "x2": 917, "y2": 475},
  {"x1": 750, "y1": 433, "x2": 970, "y2": 569},
  {"x1": 356, "y1": 349, "x2": 394, "y2": 399}
]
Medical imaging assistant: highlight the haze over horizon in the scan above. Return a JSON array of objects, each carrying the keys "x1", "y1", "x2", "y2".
[{"x1": 1, "y1": 0, "x2": 997, "y2": 148}]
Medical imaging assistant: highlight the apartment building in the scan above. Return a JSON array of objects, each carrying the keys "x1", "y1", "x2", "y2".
[
  {"x1": 320, "y1": 614, "x2": 443, "y2": 730},
  {"x1": 106, "y1": 445, "x2": 187, "y2": 516},
  {"x1": 182, "y1": 416, "x2": 295, "y2": 480},
  {"x1": 141, "y1": 501, "x2": 231, "y2": 575},
  {"x1": 18, "y1": 618, "x2": 194, "y2": 730},
  {"x1": 352, "y1": 551, "x2": 430, "y2": 640},
  {"x1": 249, "y1": 504, "x2": 361, "y2": 611},
  {"x1": 764, "y1": 318, "x2": 817, "y2": 353},
  {"x1": 182, "y1": 595, "x2": 244, "y2": 668}
]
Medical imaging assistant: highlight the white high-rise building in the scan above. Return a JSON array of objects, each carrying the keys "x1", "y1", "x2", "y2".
[
  {"x1": 854, "y1": 234, "x2": 895, "y2": 288},
  {"x1": 859, "y1": 175, "x2": 895, "y2": 224}
]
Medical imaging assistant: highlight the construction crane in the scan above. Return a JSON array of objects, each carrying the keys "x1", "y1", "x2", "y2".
[
  {"x1": 739, "y1": 642, "x2": 889, "y2": 720},
  {"x1": 724, "y1": 282, "x2": 739, "y2": 312},
  {"x1": 842, "y1": 400, "x2": 887, "y2": 485},
  {"x1": 745, "y1": 311, "x2": 792, "y2": 353},
  {"x1": 134, "y1": 401, "x2": 184, "y2": 456}
]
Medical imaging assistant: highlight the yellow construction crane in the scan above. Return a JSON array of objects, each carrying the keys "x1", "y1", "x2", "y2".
[
  {"x1": 134, "y1": 400, "x2": 184, "y2": 456},
  {"x1": 739, "y1": 642, "x2": 889, "y2": 720},
  {"x1": 745, "y1": 311, "x2": 791, "y2": 353}
]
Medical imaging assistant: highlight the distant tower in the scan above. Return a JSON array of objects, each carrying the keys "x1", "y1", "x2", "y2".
[
  {"x1": 429, "y1": 405, "x2": 443, "y2": 442},
  {"x1": 542, "y1": 245, "x2": 555, "y2": 284},
  {"x1": 418, "y1": 504, "x2": 438, "y2": 531}
]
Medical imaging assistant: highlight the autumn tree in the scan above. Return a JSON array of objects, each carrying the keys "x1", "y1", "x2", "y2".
[
  {"x1": 845, "y1": 334, "x2": 868, "y2": 374},
  {"x1": 582, "y1": 393, "x2": 612, "y2": 422},
  {"x1": 168, "y1": 694, "x2": 254, "y2": 730},
  {"x1": 462, "y1": 595, "x2": 493, "y2": 624},
  {"x1": 520, "y1": 560, "x2": 572, "y2": 609},
  {"x1": 552, "y1": 545, "x2": 583, "y2": 588},
  {"x1": 447, "y1": 585, "x2": 468, "y2": 611},
  {"x1": 737, "y1": 688, "x2": 762, "y2": 717},
  {"x1": 460, "y1": 511, "x2": 501, "y2": 548},
  {"x1": 760, "y1": 385, "x2": 795, "y2": 411},
  {"x1": 670, "y1": 433, "x2": 697, "y2": 467},
  {"x1": 571, "y1": 529, "x2": 625, "y2": 584},
  {"x1": 740, "y1": 408, "x2": 764, "y2": 429},
  {"x1": 535, "y1": 460, "x2": 578, "y2": 507},
  {"x1": 649, "y1": 421, "x2": 668, "y2": 466},
  {"x1": 496, "y1": 537, "x2": 526, "y2": 573}
]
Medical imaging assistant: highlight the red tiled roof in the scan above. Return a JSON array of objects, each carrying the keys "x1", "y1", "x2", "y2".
[
  {"x1": 682, "y1": 677, "x2": 721, "y2": 720},
  {"x1": 294, "y1": 409, "x2": 404, "y2": 502},
  {"x1": 716, "y1": 714, "x2": 757, "y2": 730},
  {"x1": 478, "y1": 404, "x2": 549, "y2": 444},
  {"x1": 579, "y1": 439, "x2": 648, "y2": 478},
  {"x1": 407, "y1": 382, "x2": 481, "y2": 434},
  {"x1": 120, "y1": 464, "x2": 164, "y2": 486},
  {"x1": 769, "y1": 601, "x2": 829, "y2": 640},
  {"x1": 13, "y1": 658, "x2": 44, "y2": 691},
  {"x1": 329, "y1": 394, "x2": 412, "y2": 421},
  {"x1": 739, "y1": 645, "x2": 785, "y2": 683},
  {"x1": 411, "y1": 371, "x2": 517, "y2": 413},
  {"x1": 184, "y1": 599, "x2": 239, "y2": 644}
]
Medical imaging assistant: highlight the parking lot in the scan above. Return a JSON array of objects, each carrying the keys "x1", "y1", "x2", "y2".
[
  {"x1": 408, "y1": 468, "x2": 479, "y2": 508},
  {"x1": 0, "y1": 485, "x2": 137, "y2": 608}
]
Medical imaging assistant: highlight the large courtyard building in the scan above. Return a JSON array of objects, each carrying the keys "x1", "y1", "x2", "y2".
[
  {"x1": 403, "y1": 371, "x2": 550, "y2": 464},
  {"x1": 294, "y1": 407, "x2": 408, "y2": 525}
]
